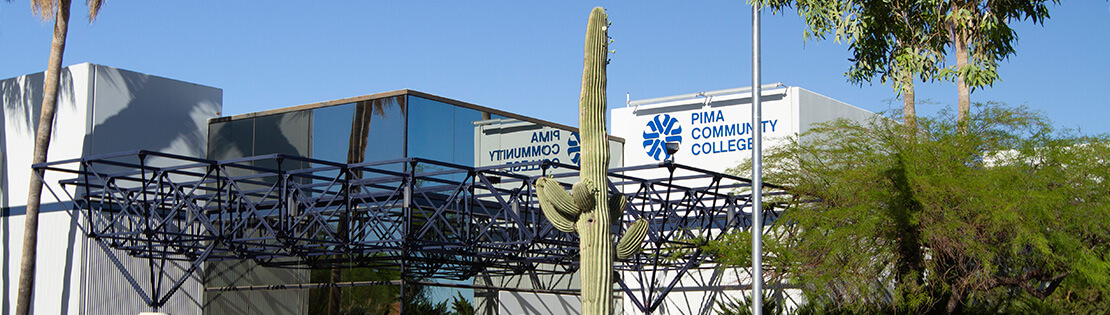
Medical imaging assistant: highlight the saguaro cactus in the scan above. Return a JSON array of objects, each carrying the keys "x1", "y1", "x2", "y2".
[{"x1": 535, "y1": 7, "x2": 648, "y2": 315}]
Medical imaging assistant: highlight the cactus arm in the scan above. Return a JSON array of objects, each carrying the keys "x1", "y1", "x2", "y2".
[
  {"x1": 538, "y1": 196, "x2": 578, "y2": 233},
  {"x1": 616, "y1": 219, "x2": 650, "y2": 260},
  {"x1": 538, "y1": 177, "x2": 580, "y2": 218},
  {"x1": 572, "y1": 180, "x2": 596, "y2": 213},
  {"x1": 608, "y1": 194, "x2": 626, "y2": 222}
]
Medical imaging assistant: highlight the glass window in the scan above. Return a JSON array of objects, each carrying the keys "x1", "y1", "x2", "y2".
[
  {"x1": 310, "y1": 103, "x2": 354, "y2": 164},
  {"x1": 406, "y1": 96, "x2": 456, "y2": 162},
  {"x1": 208, "y1": 118, "x2": 254, "y2": 160},
  {"x1": 358, "y1": 97, "x2": 406, "y2": 165},
  {"x1": 453, "y1": 106, "x2": 484, "y2": 167},
  {"x1": 310, "y1": 98, "x2": 406, "y2": 193},
  {"x1": 254, "y1": 111, "x2": 311, "y2": 172},
  {"x1": 311, "y1": 98, "x2": 407, "y2": 165},
  {"x1": 407, "y1": 96, "x2": 471, "y2": 184}
]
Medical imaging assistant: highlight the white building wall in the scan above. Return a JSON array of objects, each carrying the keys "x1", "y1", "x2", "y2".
[
  {"x1": 796, "y1": 88, "x2": 874, "y2": 135},
  {"x1": 1, "y1": 63, "x2": 221, "y2": 314},
  {"x1": 2, "y1": 64, "x2": 93, "y2": 315},
  {"x1": 610, "y1": 86, "x2": 874, "y2": 315}
]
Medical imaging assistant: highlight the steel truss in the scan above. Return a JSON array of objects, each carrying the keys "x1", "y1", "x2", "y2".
[{"x1": 36, "y1": 150, "x2": 795, "y2": 312}]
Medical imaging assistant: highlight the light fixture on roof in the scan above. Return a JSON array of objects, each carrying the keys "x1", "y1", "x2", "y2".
[{"x1": 665, "y1": 141, "x2": 680, "y2": 164}]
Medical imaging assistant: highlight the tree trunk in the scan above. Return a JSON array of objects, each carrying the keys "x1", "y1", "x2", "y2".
[
  {"x1": 945, "y1": 289, "x2": 961, "y2": 314},
  {"x1": 15, "y1": 0, "x2": 71, "y2": 314},
  {"x1": 903, "y1": 82, "x2": 917, "y2": 132},
  {"x1": 955, "y1": 32, "x2": 971, "y2": 134}
]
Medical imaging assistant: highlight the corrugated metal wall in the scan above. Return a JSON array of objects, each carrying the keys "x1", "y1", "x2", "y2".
[{"x1": 82, "y1": 237, "x2": 203, "y2": 314}]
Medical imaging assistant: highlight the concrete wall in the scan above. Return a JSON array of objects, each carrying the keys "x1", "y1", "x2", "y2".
[
  {"x1": 0, "y1": 63, "x2": 221, "y2": 314},
  {"x1": 474, "y1": 268, "x2": 583, "y2": 315}
]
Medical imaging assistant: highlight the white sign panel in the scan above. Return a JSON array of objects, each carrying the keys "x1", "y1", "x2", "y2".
[
  {"x1": 613, "y1": 94, "x2": 795, "y2": 174},
  {"x1": 474, "y1": 119, "x2": 580, "y2": 177}
]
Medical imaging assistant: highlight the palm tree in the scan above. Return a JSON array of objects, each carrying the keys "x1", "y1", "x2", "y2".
[
  {"x1": 15, "y1": 1, "x2": 103, "y2": 314},
  {"x1": 328, "y1": 96, "x2": 405, "y2": 315}
]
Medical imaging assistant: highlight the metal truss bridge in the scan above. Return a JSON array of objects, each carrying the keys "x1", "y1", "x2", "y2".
[{"x1": 36, "y1": 150, "x2": 793, "y2": 313}]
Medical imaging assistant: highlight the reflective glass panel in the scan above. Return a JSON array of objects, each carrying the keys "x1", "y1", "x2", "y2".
[{"x1": 310, "y1": 103, "x2": 355, "y2": 164}]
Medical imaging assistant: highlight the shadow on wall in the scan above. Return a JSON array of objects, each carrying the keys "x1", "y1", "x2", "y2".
[
  {"x1": 81, "y1": 65, "x2": 221, "y2": 160},
  {"x1": 72, "y1": 65, "x2": 220, "y2": 313},
  {"x1": 1, "y1": 68, "x2": 78, "y2": 139},
  {"x1": 207, "y1": 109, "x2": 311, "y2": 176},
  {"x1": 1, "y1": 67, "x2": 76, "y2": 314},
  {"x1": 207, "y1": 109, "x2": 310, "y2": 158},
  {"x1": 0, "y1": 72, "x2": 11, "y2": 315}
]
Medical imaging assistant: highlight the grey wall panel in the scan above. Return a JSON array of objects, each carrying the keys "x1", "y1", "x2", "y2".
[
  {"x1": 77, "y1": 66, "x2": 218, "y2": 314},
  {"x1": 797, "y1": 87, "x2": 875, "y2": 135},
  {"x1": 1, "y1": 69, "x2": 76, "y2": 210},
  {"x1": 498, "y1": 292, "x2": 582, "y2": 315},
  {"x1": 475, "y1": 267, "x2": 579, "y2": 315},
  {"x1": 0, "y1": 74, "x2": 13, "y2": 213},
  {"x1": 83, "y1": 237, "x2": 204, "y2": 315},
  {"x1": 88, "y1": 64, "x2": 221, "y2": 160},
  {"x1": 2, "y1": 64, "x2": 221, "y2": 314},
  {"x1": 2, "y1": 65, "x2": 91, "y2": 314}
]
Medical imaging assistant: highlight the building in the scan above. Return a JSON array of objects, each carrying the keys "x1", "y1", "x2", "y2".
[
  {"x1": 0, "y1": 63, "x2": 221, "y2": 314},
  {"x1": 611, "y1": 84, "x2": 874, "y2": 314},
  {"x1": 614, "y1": 84, "x2": 873, "y2": 173},
  {"x1": 4, "y1": 64, "x2": 873, "y2": 314},
  {"x1": 203, "y1": 89, "x2": 623, "y2": 314}
]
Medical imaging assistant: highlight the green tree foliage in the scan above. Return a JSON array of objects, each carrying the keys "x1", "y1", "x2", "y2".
[
  {"x1": 757, "y1": 0, "x2": 946, "y2": 130},
  {"x1": 449, "y1": 292, "x2": 476, "y2": 315},
  {"x1": 940, "y1": 0, "x2": 1055, "y2": 130},
  {"x1": 716, "y1": 104, "x2": 1110, "y2": 313},
  {"x1": 756, "y1": 0, "x2": 1058, "y2": 132}
]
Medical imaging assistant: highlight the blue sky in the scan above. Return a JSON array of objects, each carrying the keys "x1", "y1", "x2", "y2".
[{"x1": 3, "y1": 1, "x2": 1108, "y2": 133}]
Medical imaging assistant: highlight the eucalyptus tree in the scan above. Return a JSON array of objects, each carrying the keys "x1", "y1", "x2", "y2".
[
  {"x1": 845, "y1": 0, "x2": 946, "y2": 131},
  {"x1": 940, "y1": 0, "x2": 1056, "y2": 132},
  {"x1": 15, "y1": 0, "x2": 103, "y2": 314},
  {"x1": 719, "y1": 104, "x2": 1110, "y2": 313},
  {"x1": 759, "y1": 0, "x2": 946, "y2": 130},
  {"x1": 758, "y1": 0, "x2": 1059, "y2": 133}
]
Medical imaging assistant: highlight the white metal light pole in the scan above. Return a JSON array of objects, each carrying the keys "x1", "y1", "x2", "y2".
[{"x1": 750, "y1": 2, "x2": 764, "y2": 315}]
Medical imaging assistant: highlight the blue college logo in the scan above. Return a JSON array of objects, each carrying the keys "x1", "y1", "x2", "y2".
[
  {"x1": 567, "y1": 132, "x2": 581, "y2": 165},
  {"x1": 642, "y1": 114, "x2": 682, "y2": 161}
]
